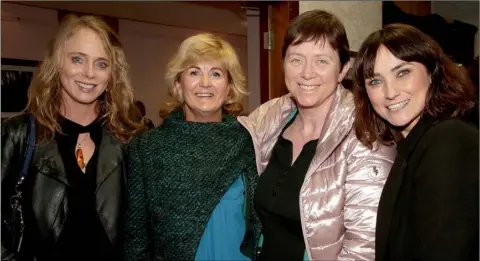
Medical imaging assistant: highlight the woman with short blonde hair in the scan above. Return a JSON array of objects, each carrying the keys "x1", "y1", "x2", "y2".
[{"x1": 125, "y1": 33, "x2": 259, "y2": 261}]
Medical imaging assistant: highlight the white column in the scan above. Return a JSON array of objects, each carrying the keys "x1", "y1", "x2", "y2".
[{"x1": 299, "y1": 1, "x2": 382, "y2": 52}]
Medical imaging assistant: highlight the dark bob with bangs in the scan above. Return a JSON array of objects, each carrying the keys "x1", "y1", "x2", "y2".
[
  {"x1": 353, "y1": 23, "x2": 475, "y2": 149},
  {"x1": 282, "y1": 9, "x2": 350, "y2": 70}
]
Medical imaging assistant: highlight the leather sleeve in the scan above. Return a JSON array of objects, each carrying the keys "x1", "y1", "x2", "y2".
[
  {"x1": 1, "y1": 115, "x2": 28, "y2": 183},
  {"x1": 1, "y1": 114, "x2": 29, "y2": 261}
]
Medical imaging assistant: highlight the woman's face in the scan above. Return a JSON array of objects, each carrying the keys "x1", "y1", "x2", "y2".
[
  {"x1": 365, "y1": 45, "x2": 431, "y2": 137},
  {"x1": 283, "y1": 39, "x2": 349, "y2": 109},
  {"x1": 60, "y1": 27, "x2": 111, "y2": 109},
  {"x1": 175, "y1": 60, "x2": 229, "y2": 122}
]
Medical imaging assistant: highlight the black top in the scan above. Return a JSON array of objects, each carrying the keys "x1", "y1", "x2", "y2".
[
  {"x1": 254, "y1": 118, "x2": 319, "y2": 261},
  {"x1": 32, "y1": 117, "x2": 113, "y2": 261},
  {"x1": 375, "y1": 117, "x2": 479, "y2": 261}
]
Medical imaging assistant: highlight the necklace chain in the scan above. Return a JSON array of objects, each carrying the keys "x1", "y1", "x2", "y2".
[{"x1": 77, "y1": 133, "x2": 89, "y2": 148}]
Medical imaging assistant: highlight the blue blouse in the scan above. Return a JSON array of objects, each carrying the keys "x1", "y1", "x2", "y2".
[{"x1": 195, "y1": 176, "x2": 250, "y2": 261}]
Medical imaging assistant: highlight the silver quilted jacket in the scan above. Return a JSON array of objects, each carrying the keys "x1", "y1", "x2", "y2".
[{"x1": 238, "y1": 85, "x2": 396, "y2": 260}]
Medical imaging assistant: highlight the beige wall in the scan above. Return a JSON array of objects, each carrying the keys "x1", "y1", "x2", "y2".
[
  {"x1": 2, "y1": 2, "x2": 253, "y2": 125},
  {"x1": 13, "y1": 1, "x2": 247, "y2": 37},
  {"x1": 2, "y1": 3, "x2": 59, "y2": 60},
  {"x1": 299, "y1": 1, "x2": 382, "y2": 52},
  {"x1": 119, "y1": 19, "x2": 248, "y2": 125}
]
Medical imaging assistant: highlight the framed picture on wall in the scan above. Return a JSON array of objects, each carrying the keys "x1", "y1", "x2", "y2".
[{"x1": 1, "y1": 58, "x2": 40, "y2": 120}]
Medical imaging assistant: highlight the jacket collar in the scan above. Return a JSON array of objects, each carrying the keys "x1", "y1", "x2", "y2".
[
  {"x1": 305, "y1": 84, "x2": 355, "y2": 179},
  {"x1": 35, "y1": 128, "x2": 122, "y2": 189},
  {"x1": 259, "y1": 84, "x2": 355, "y2": 179}
]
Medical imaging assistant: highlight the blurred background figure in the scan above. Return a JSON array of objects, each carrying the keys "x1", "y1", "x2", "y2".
[{"x1": 135, "y1": 100, "x2": 155, "y2": 129}]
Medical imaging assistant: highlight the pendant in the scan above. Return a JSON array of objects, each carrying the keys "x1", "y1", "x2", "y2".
[{"x1": 76, "y1": 147, "x2": 86, "y2": 169}]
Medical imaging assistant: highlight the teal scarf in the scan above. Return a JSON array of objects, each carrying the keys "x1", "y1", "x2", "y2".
[{"x1": 146, "y1": 109, "x2": 257, "y2": 260}]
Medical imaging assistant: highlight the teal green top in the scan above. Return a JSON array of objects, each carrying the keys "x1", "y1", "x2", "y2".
[{"x1": 195, "y1": 176, "x2": 250, "y2": 260}]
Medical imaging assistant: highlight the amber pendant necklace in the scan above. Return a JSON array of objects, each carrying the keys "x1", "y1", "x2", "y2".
[{"x1": 76, "y1": 133, "x2": 89, "y2": 170}]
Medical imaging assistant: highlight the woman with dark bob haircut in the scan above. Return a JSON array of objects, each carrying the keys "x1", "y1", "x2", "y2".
[
  {"x1": 239, "y1": 10, "x2": 395, "y2": 261},
  {"x1": 353, "y1": 23, "x2": 479, "y2": 261}
]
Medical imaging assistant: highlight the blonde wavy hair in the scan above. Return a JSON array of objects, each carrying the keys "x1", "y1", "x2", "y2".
[
  {"x1": 163, "y1": 33, "x2": 247, "y2": 116},
  {"x1": 25, "y1": 15, "x2": 145, "y2": 143}
]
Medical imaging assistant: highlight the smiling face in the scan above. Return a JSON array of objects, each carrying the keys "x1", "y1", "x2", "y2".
[
  {"x1": 283, "y1": 39, "x2": 349, "y2": 109},
  {"x1": 175, "y1": 60, "x2": 229, "y2": 122},
  {"x1": 365, "y1": 45, "x2": 431, "y2": 137},
  {"x1": 60, "y1": 27, "x2": 111, "y2": 110}
]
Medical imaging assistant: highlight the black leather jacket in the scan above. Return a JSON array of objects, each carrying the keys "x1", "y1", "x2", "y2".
[{"x1": 1, "y1": 114, "x2": 126, "y2": 261}]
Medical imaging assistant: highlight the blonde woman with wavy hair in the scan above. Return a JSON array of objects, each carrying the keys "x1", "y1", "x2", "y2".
[
  {"x1": 125, "y1": 33, "x2": 260, "y2": 261},
  {"x1": 2, "y1": 14, "x2": 144, "y2": 261}
]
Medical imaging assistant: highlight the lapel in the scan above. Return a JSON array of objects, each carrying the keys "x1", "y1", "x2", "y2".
[
  {"x1": 375, "y1": 117, "x2": 438, "y2": 261},
  {"x1": 305, "y1": 85, "x2": 355, "y2": 180},
  {"x1": 95, "y1": 128, "x2": 122, "y2": 190},
  {"x1": 35, "y1": 139, "x2": 70, "y2": 186},
  {"x1": 35, "y1": 128, "x2": 123, "y2": 188}
]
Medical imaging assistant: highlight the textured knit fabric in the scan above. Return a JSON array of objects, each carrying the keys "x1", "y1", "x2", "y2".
[{"x1": 124, "y1": 109, "x2": 259, "y2": 261}]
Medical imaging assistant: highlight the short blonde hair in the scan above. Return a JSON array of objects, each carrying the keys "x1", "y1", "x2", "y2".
[{"x1": 163, "y1": 33, "x2": 247, "y2": 116}]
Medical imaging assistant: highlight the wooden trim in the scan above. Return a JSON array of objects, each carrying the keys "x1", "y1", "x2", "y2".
[
  {"x1": 259, "y1": 3, "x2": 270, "y2": 103},
  {"x1": 268, "y1": 1, "x2": 299, "y2": 100},
  {"x1": 392, "y1": 1, "x2": 431, "y2": 16},
  {"x1": 257, "y1": 1, "x2": 299, "y2": 103}
]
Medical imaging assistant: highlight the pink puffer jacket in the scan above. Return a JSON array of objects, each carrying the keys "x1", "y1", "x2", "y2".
[{"x1": 238, "y1": 85, "x2": 396, "y2": 260}]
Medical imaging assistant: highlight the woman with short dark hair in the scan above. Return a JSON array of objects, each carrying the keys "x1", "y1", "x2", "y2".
[{"x1": 238, "y1": 10, "x2": 395, "y2": 260}]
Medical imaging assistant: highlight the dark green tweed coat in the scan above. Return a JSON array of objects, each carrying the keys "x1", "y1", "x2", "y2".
[{"x1": 123, "y1": 110, "x2": 261, "y2": 261}]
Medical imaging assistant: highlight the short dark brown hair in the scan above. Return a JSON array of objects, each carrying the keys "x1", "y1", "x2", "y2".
[
  {"x1": 353, "y1": 23, "x2": 475, "y2": 149},
  {"x1": 282, "y1": 10, "x2": 350, "y2": 69}
]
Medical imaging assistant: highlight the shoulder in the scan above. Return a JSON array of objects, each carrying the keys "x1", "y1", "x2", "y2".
[
  {"x1": 344, "y1": 130, "x2": 397, "y2": 162},
  {"x1": 411, "y1": 119, "x2": 479, "y2": 186},
  {"x1": 422, "y1": 119, "x2": 478, "y2": 150},
  {"x1": 2, "y1": 113, "x2": 29, "y2": 133},
  {"x1": 412, "y1": 119, "x2": 478, "y2": 173},
  {"x1": 240, "y1": 94, "x2": 295, "y2": 123},
  {"x1": 238, "y1": 95, "x2": 296, "y2": 143},
  {"x1": 125, "y1": 127, "x2": 163, "y2": 154},
  {"x1": 2, "y1": 113, "x2": 30, "y2": 143}
]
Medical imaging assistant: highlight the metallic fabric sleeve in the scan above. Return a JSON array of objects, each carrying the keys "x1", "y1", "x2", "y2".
[{"x1": 338, "y1": 140, "x2": 395, "y2": 261}]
